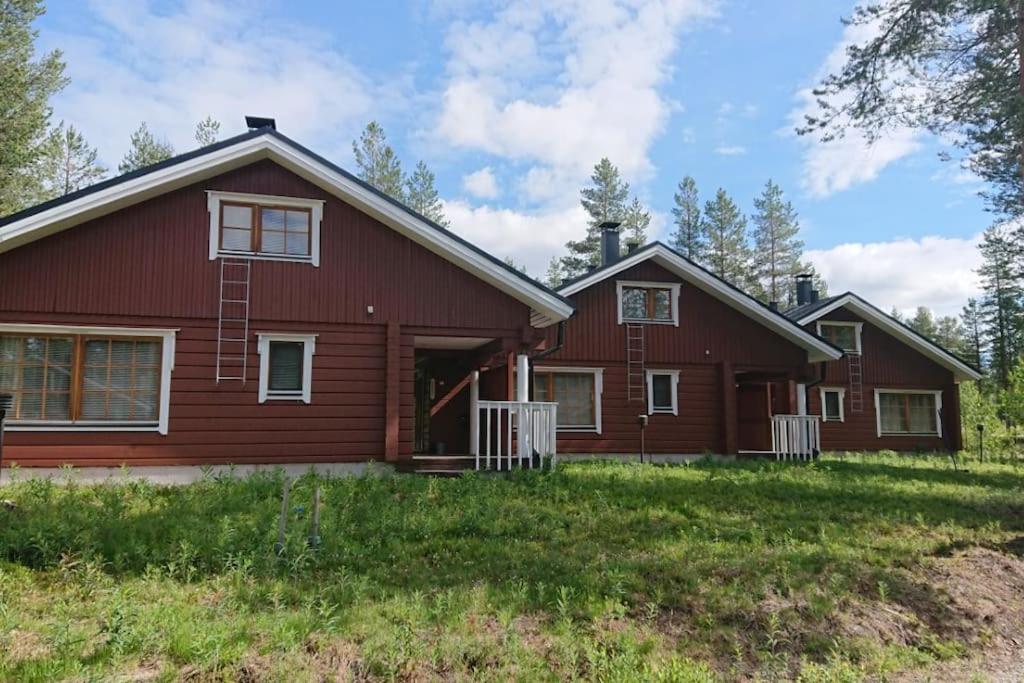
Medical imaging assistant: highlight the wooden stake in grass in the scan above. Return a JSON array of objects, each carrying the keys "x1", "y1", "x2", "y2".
[
  {"x1": 308, "y1": 486, "x2": 321, "y2": 549},
  {"x1": 275, "y1": 477, "x2": 291, "y2": 556}
]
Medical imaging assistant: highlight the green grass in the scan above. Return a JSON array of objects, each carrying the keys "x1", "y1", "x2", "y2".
[{"x1": 0, "y1": 453, "x2": 1021, "y2": 681}]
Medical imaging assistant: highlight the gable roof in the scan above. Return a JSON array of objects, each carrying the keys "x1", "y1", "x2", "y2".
[
  {"x1": 0, "y1": 128, "x2": 573, "y2": 327},
  {"x1": 557, "y1": 242, "x2": 843, "y2": 362},
  {"x1": 785, "y1": 292, "x2": 982, "y2": 381}
]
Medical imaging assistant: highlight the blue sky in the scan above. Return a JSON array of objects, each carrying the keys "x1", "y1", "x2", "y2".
[{"x1": 37, "y1": 0, "x2": 988, "y2": 315}]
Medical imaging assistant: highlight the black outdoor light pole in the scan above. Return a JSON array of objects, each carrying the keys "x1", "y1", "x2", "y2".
[
  {"x1": 0, "y1": 394, "x2": 11, "y2": 482},
  {"x1": 977, "y1": 423, "x2": 985, "y2": 463},
  {"x1": 638, "y1": 414, "x2": 648, "y2": 464}
]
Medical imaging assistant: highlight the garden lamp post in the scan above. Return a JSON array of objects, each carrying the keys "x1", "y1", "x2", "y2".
[
  {"x1": 0, "y1": 393, "x2": 11, "y2": 482},
  {"x1": 977, "y1": 423, "x2": 984, "y2": 463}
]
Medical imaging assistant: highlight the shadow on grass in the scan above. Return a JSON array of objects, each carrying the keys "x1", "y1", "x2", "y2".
[{"x1": 0, "y1": 459, "x2": 1021, "y2": 614}]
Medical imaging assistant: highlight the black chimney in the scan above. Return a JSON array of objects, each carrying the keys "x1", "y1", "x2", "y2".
[
  {"x1": 600, "y1": 221, "x2": 621, "y2": 267},
  {"x1": 795, "y1": 274, "x2": 813, "y2": 306},
  {"x1": 625, "y1": 240, "x2": 640, "y2": 254},
  {"x1": 245, "y1": 116, "x2": 276, "y2": 131},
  {"x1": 810, "y1": 289, "x2": 819, "y2": 303},
  {"x1": 768, "y1": 301, "x2": 779, "y2": 311}
]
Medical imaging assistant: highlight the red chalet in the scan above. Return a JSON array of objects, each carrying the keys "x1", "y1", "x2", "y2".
[{"x1": 0, "y1": 123, "x2": 979, "y2": 473}]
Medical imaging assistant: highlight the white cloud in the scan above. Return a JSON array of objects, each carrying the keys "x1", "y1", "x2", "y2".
[
  {"x1": 714, "y1": 145, "x2": 747, "y2": 156},
  {"x1": 444, "y1": 200, "x2": 590, "y2": 275},
  {"x1": 433, "y1": 0, "x2": 718, "y2": 202},
  {"x1": 45, "y1": 0, "x2": 385, "y2": 167},
  {"x1": 806, "y1": 234, "x2": 982, "y2": 317},
  {"x1": 462, "y1": 167, "x2": 500, "y2": 199},
  {"x1": 789, "y1": 20, "x2": 923, "y2": 198}
]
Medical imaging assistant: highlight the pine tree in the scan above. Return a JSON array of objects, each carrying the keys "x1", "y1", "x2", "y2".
[
  {"x1": 960, "y1": 298, "x2": 985, "y2": 369},
  {"x1": 38, "y1": 122, "x2": 105, "y2": 196},
  {"x1": 0, "y1": 0, "x2": 68, "y2": 214},
  {"x1": 561, "y1": 158, "x2": 629, "y2": 276},
  {"x1": 544, "y1": 257, "x2": 565, "y2": 289},
  {"x1": 352, "y1": 121, "x2": 404, "y2": 200},
  {"x1": 194, "y1": 116, "x2": 221, "y2": 147},
  {"x1": 934, "y1": 315, "x2": 965, "y2": 354},
  {"x1": 502, "y1": 256, "x2": 526, "y2": 275},
  {"x1": 751, "y1": 180, "x2": 803, "y2": 304},
  {"x1": 908, "y1": 306, "x2": 937, "y2": 340},
  {"x1": 670, "y1": 175, "x2": 706, "y2": 262},
  {"x1": 118, "y1": 122, "x2": 174, "y2": 174},
  {"x1": 889, "y1": 307, "x2": 904, "y2": 323},
  {"x1": 621, "y1": 196, "x2": 649, "y2": 250},
  {"x1": 703, "y1": 188, "x2": 753, "y2": 291},
  {"x1": 977, "y1": 224, "x2": 1024, "y2": 387},
  {"x1": 404, "y1": 160, "x2": 448, "y2": 227}
]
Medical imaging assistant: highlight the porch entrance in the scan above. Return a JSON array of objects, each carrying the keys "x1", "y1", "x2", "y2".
[{"x1": 737, "y1": 382, "x2": 772, "y2": 452}]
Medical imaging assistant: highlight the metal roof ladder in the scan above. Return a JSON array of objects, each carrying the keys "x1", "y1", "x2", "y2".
[
  {"x1": 626, "y1": 323, "x2": 646, "y2": 402},
  {"x1": 216, "y1": 259, "x2": 251, "y2": 383},
  {"x1": 848, "y1": 352, "x2": 863, "y2": 413}
]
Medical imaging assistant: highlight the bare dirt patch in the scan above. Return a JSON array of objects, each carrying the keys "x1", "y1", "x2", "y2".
[{"x1": 1, "y1": 628, "x2": 49, "y2": 664}]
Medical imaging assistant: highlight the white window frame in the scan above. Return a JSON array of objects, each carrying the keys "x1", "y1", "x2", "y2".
[
  {"x1": 257, "y1": 333, "x2": 317, "y2": 404},
  {"x1": 646, "y1": 369, "x2": 680, "y2": 415},
  {"x1": 532, "y1": 366, "x2": 604, "y2": 434},
  {"x1": 0, "y1": 323, "x2": 177, "y2": 435},
  {"x1": 816, "y1": 320, "x2": 863, "y2": 354},
  {"x1": 818, "y1": 386, "x2": 846, "y2": 423},
  {"x1": 616, "y1": 280, "x2": 681, "y2": 326},
  {"x1": 873, "y1": 388, "x2": 943, "y2": 438},
  {"x1": 207, "y1": 191, "x2": 324, "y2": 266}
]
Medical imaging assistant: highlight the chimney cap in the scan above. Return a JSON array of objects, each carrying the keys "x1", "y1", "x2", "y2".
[
  {"x1": 245, "y1": 116, "x2": 276, "y2": 131},
  {"x1": 795, "y1": 273, "x2": 812, "y2": 281},
  {"x1": 599, "y1": 220, "x2": 622, "y2": 231}
]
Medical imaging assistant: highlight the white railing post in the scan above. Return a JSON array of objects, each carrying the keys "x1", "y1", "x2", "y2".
[
  {"x1": 471, "y1": 371, "x2": 480, "y2": 469},
  {"x1": 771, "y1": 415, "x2": 821, "y2": 462}
]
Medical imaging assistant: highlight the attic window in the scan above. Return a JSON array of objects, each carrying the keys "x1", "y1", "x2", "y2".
[
  {"x1": 616, "y1": 281, "x2": 680, "y2": 326},
  {"x1": 207, "y1": 191, "x2": 324, "y2": 266},
  {"x1": 817, "y1": 321, "x2": 862, "y2": 354}
]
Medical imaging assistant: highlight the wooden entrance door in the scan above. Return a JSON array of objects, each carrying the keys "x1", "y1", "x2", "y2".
[
  {"x1": 414, "y1": 358, "x2": 431, "y2": 453},
  {"x1": 737, "y1": 383, "x2": 772, "y2": 451}
]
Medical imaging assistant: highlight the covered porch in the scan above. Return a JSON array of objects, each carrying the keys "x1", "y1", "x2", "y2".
[
  {"x1": 730, "y1": 368, "x2": 821, "y2": 461},
  {"x1": 402, "y1": 333, "x2": 556, "y2": 474}
]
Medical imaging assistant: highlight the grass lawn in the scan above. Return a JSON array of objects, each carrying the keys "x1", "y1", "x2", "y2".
[{"x1": 1, "y1": 454, "x2": 1023, "y2": 682}]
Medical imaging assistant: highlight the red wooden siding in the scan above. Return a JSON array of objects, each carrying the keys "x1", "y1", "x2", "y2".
[
  {"x1": 0, "y1": 160, "x2": 536, "y2": 467},
  {"x1": 541, "y1": 261, "x2": 812, "y2": 454},
  {"x1": 804, "y1": 307, "x2": 960, "y2": 452}
]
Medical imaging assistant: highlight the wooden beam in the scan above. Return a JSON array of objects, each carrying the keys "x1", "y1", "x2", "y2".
[
  {"x1": 429, "y1": 371, "x2": 474, "y2": 418},
  {"x1": 506, "y1": 352, "x2": 515, "y2": 400},
  {"x1": 385, "y1": 321, "x2": 400, "y2": 462},
  {"x1": 721, "y1": 361, "x2": 737, "y2": 454}
]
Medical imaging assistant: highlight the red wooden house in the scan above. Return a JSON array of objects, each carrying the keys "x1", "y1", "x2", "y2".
[
  {"x1": 0, "y1": 122, "x2": 572, "y2": 471},
  {"x1": 785, "y1": 283, "x2": 981, "y2": 452},
  {"x1": 541, "y1": 228, "x2": 843, "y2": 458}
]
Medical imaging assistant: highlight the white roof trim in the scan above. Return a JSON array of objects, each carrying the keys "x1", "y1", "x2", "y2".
[
  {"x1": 558, "y1": 245, "x2": 842, "y2": 362},
  {"x1": 0, "y1": 133, "x2": 572, "y2": 327},
  {"x1": 795, "y1": 293, "x2": 982, "y2": 381}
]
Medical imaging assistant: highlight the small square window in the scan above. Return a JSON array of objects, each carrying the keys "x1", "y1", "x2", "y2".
[
  {"x1": 646, "y1": 370, "x2": 679, "y2": 415},
  {"x1": 258, "y1": 334, "x2": 316, "y2": 403},
  {"x1": 821, "y1": 388, "x2": 844, "y2": 422}
]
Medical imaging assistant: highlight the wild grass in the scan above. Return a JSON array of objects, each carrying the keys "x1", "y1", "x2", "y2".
[{"x1": 0, "y1": 452, "x2": 1021, "y2": 681}]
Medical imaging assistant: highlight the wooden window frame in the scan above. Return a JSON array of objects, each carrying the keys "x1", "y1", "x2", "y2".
[
  {"x1": 645, "y1": 369, "x2": 680, "y2": 415},
  {"x1": 207, "y1": 191, "x2": 324, "y2": 266},
  {"x1": 256, "y1": 333, "x2": 317, "y2": 404},
  {"x1": 532, "y1": 366, "x2": 604, "y2": 433},
  {"x1": 874, "y1": 389, "x2": 942, "y2": 437},
  {"x1": 616, "y1": 281, "x2": 680, "y2": 326},
  {"x1": 818, "y1": 386, "x2": 846, "y2": 422},
  {"x1": 0, "y1": 324, "x2": 177, "y2": 434},
  {"x1": 817, "y1": 321, "x2": 863, "y2": 354}
]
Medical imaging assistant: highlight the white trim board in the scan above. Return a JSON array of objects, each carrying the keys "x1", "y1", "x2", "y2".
[
  {"x1": 795, "y1": 294, "x2": 981, "y2": 381},
  {"x1": 206, "y1": 191, "x2": 324, "y2": 266},
  {"x1": 0, "y1": 131, "x2": 572, "y2": 328},
  {"x1": 558, "y1": 244, "x2": 842, "y2": 362},
  {"x1": 0, "y1": 322, "x2": 177, "y2": 435},
  {"x1": 532, "y1": 365, "x2": 604, "y2": 434},
  {"x1": 256, "y1": 332, "x2": 317, "y2": 404}
]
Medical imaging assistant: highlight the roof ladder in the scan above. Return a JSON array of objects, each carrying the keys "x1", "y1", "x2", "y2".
[
  {"x1": 626, "y1": 323, "x2": 646, "y2": 402},
  {"x1": 848, "y1": 352, "x2": 863, "y2": 413},
  {"x1": 216, "y1": 259, "x2": 251, "y2": 383}
]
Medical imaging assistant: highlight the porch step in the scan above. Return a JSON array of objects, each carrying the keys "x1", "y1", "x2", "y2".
[{"x1": 395, "y1": 455, "x2": 478, "y2": 476}]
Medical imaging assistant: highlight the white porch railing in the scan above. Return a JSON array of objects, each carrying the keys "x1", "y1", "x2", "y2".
[
  {"x1": 473, "y1": 401, "x2": 558, "y2": 471},
  {"x1": 771, "y1": 415, "x2": 821, "y2": 461}
]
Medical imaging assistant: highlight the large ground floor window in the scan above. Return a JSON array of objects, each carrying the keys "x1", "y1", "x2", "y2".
[
  {"x1": 0, "y1": 325, "x2": 176, "y2": 433},
  {"x1": 875, "y1": 390, "x2": 941, "y2": 437},
  {"x1": 533, "y1": 367, "x2": 603, "y2": 433}
]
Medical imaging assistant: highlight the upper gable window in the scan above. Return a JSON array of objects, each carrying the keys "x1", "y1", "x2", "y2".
[
  {"x1": 207, "y1": 191, "x2": 324, "y2": 266},
  {"x1": 616, "y1": 281, "x2": 680, "y2": 326},
  {"x1": 817, "y1": 321, "x2": 862, "y2": 354}
]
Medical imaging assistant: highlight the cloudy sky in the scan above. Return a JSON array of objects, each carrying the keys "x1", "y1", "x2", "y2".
[{"x1": 37, "y1": 0, "x2": 987, "y2": 316}]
